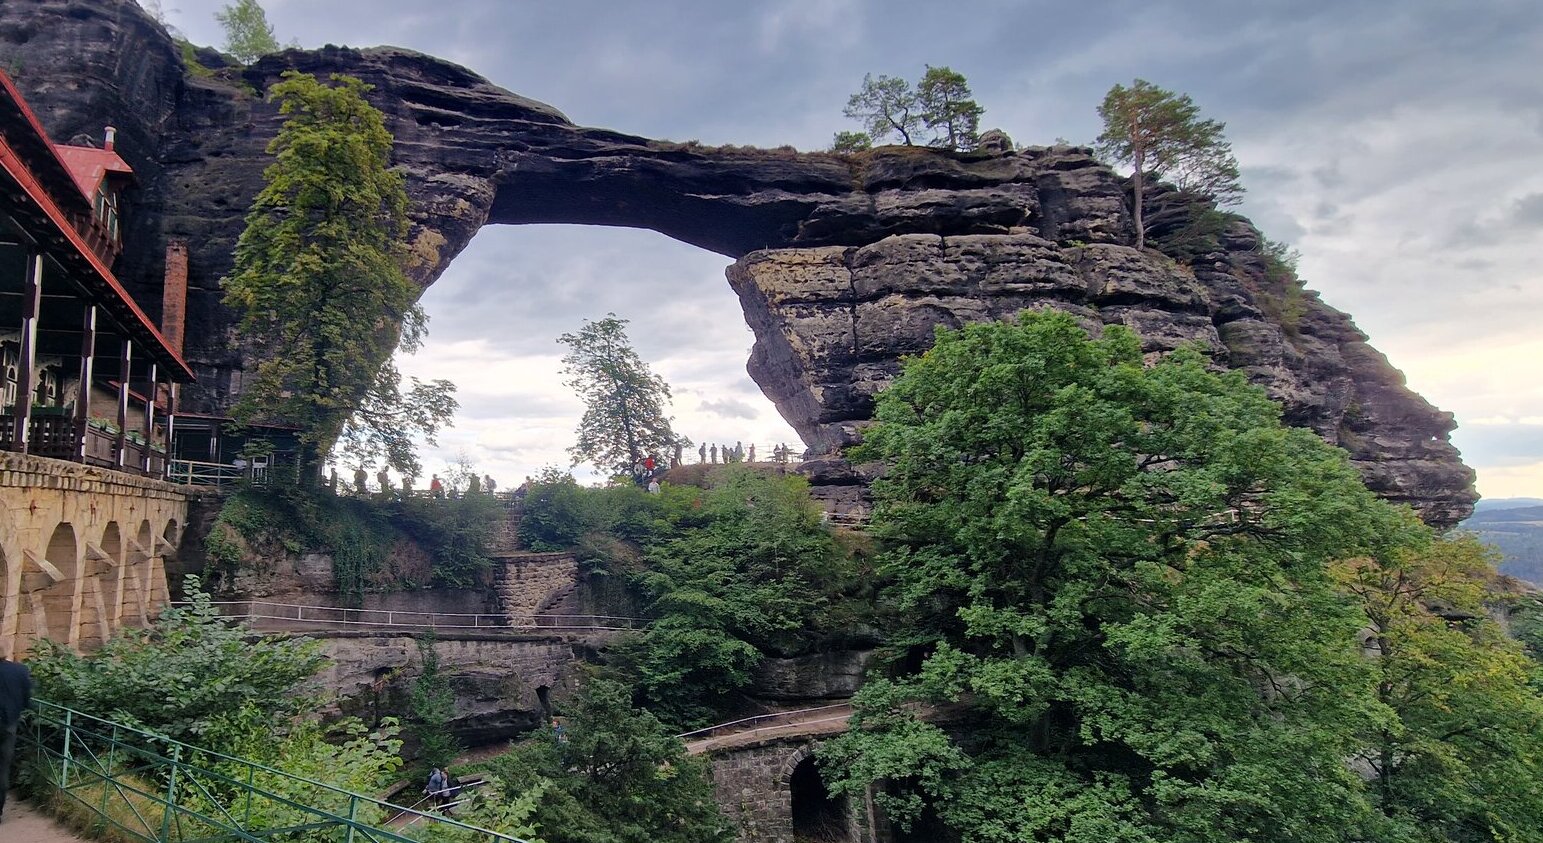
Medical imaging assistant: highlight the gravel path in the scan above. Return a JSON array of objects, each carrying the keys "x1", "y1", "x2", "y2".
[{"x1": 2, "y1": 793, "x2": 88, "y2": 842}]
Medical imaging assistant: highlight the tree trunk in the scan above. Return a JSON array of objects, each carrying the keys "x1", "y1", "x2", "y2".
[{"x1": 1133, "y1": 155, "x2": 1146, "y2": 250}]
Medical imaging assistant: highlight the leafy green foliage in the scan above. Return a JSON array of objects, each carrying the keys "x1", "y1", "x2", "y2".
[
  {"x1": 28, "y1": 580, "x2": 326, "y2": 745},
  {"x1": 609, "y1": 468, "x2": 861, "y2": 727},
  {"x1": 223, "y1": 71, "x2": 455, "y2": 477},
  {"x1": 1335, "y1": 535, "x2": 1543, "y2": 842},
  {"x1": 830, "y1": 130, "x2": 873, "y2": 153},
  {"x1": 822, "y1": 310, "x2": 1421, "y2": 841},
  {"x1": 1096, "y1": 79, "x2": 1243, "y2": 248},
  {"x1": 215, "y1": 0, "x2": 279, "y2": 63},
  {"x1": 559, "y1": 315, "x2": 680, "y2": 478},
  {"x1": 477, "y1": 679, "x2": 732, "y2": 843},
  {"x1": 206, "y1": 487, "x2": 494, "y2": 593},
  {"x1": 843, "y1": 66, "x2": 984, "y2": 150},
  {"x1": 406, "y1": 634, "x2": 463, "y2": 775}
]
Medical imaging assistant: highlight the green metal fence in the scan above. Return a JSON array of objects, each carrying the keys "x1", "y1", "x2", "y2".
[{"x1": 22, "y1": 699, "x2": 532, "y2": 843}]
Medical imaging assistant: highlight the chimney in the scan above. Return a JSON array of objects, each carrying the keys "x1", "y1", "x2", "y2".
[
  {"x1": 161, "y1": 240, "x2": 188, "y2": 355},
  {"x1": 104, "y1": 126, "x2": 117, "y2": 150}
]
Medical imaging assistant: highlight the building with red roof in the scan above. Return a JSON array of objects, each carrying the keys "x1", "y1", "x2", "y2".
[{"x1": 0, "y1": 68, "x2": 194, "y2": 477}]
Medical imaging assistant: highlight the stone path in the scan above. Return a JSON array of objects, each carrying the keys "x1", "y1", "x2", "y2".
[{"x1": 2, "y1": 793, "x2": 88, "y2": 842}]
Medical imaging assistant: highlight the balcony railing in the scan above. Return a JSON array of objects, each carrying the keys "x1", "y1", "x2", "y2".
[{"x1": 0, "y1": 412, "x2": 167, "y2": 478}]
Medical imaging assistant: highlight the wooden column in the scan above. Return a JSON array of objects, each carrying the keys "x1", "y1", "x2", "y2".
[
  {"x1": 73, "y1": 304, "x2": 96, "y2": 462},
  {"x1": 163, "y1": 383, "x2": 178, "y2": 480},
  {"x1": 115, "y1": 340, "x2": 131, "y2": 468},
  {"x1": 11, "y1": 253, "x2": 41, "y2": 453},
  {"x1": 141, "y1": 362, "x2": 157, "y2": 473}
]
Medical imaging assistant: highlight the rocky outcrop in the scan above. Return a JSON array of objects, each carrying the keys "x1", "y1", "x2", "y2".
[{"x1": 0, "y1": 0, "x2": 1476, "y2": 524}]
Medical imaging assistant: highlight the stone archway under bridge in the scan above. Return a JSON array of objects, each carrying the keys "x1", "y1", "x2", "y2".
[{"x1": 0, "y1": 0, "x2": 1477, "y2": 527}]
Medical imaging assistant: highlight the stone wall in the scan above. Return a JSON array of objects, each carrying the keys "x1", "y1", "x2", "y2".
[
  {"x1": 308, "y1": 630, "x2": 603, "y2": 747},
  {"x1": 0, "y1": 453, "x2": 185, "y2": 658},
  {"x1": 708, "y1": 740, "x2": 865, "y2": 843},
  {"x1": 496, "y1": 552, "x2": 580, "y2": 621}
]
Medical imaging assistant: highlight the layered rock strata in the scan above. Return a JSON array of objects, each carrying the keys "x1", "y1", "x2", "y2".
[{"x1": 0, "y1": 0, "x2": 1475, "y2": 524}]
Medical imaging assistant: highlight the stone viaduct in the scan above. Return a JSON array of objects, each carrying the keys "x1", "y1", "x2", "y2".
[{"x1": 0, "y1": 452, "x2": 182, "y2": 658}]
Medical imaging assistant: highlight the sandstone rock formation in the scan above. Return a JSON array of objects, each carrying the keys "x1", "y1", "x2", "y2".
[{"x1": 0, "y1": 0, "x2": 1476, "y2": 524}]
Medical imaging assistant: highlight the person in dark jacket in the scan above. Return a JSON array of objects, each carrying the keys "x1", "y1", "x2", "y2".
[{"x1": 0, "y1": 655, "x2": 32, "y2": 823}]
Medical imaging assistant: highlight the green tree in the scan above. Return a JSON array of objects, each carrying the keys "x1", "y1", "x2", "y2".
[
  {"x1": 481, "y1": 679, "x2": 732, "y2": 843},
  {"x1": 844, "y1": 73, "x2": 923, "y2": 146},
  {"x1": 1095, "y1": 79, "x2": 1243, "y2": 248},
  {"x1": 558, "y1": 314, "x2": 678, "y2": 477},
  {"x1": 822, "y1": 310, "x2": 1414, "y2": 842},
  {"x1": 215, "y1": 0, "x2": 280, "y2": 62},
  {"x1": 223, "y1": 71, "x2": 456, "y2": 480},
  {"x1": 843, "y1": 67, "x2": 985, "y2": 150},
  {"x1": 406, "y1": 634, "x2": 464, "y2": 774},
  {"x1": 610, "y1": 467, "x2": 858, "y2": 727},
  {"x1": 1335, "y1": 536, "x2": 1543, "y2": 842},
  {"x1": 830, "y1": 129, "x2": 873, "y2": 153},
  {"x1": 28, "y1": 579, "x2": 327, "y2": 745},
  {"x1": 917, "y1": 65, "x2": 983, "y2": 151}
]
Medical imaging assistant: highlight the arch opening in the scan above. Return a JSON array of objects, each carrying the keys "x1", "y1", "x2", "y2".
[
  {"x1": 80, "y1": 521, "x2": 125, "y2": 649},
  {"x1": 393, "y1": 225, "x2": 806, "y2": 486},
  {"x1": 41, "y1": 522, "x2": 79, "y2": 646},
  {"x1": 790, "y1": 754, "x2": 848, "y2": 843}
]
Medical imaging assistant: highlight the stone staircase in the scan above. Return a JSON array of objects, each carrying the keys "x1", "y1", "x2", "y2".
[{"x1": 485, "y1": 504, "x2": 582, "y2": 623}]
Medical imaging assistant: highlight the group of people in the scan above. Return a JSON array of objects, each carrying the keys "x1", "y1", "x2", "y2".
[
  {"x1": 694, "y1": 441, "x2": 797, "y2": 465},
  {"x1": 427, "y1": 472, "x2": 498, "y2": 500},
  {"x1": 331, "y1": 467, "x2": 503, "y2": 501}
]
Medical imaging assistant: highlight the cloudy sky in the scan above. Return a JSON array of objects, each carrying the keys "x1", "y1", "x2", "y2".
[{"x1": 159, "y1": 0, "x2": 1543, "y2": 498}]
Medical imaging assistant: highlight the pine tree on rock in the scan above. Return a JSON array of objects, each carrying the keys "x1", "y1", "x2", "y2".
[{"x1": 1096, "y1": 79, "x2": 1243, "y2": 248}]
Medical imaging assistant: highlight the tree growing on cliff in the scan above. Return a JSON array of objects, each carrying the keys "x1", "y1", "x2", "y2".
[
  {"x1": 216, "y1": 0, "x2": 281, "y2": 62},
  {"x1": 1095, "y1": 79, "x2": 1243, "y2": 248},
  {"x1": 843, "y1": 66, "x2": 984, "y2": 150},
  {"x1": 558, "y1": 314, "x2": 679, "y2": 478},
  {"x1": 821, "y1": 310, "x2": 1422, "y2": 841},
  {"x1": 223, "y1": 71, "x2": 456, "y2": 480}
]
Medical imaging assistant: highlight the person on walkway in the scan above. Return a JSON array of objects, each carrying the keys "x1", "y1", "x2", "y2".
[
  {"x1": 424, "y1": 766, "x2": 449, "y2": 807},
  {"x1": 467, "y1": 474, "x2": 481, "y2": 495},
  {"x1": 647, "y1": 478, "x2": 661, "y2": 494},
  {"x1": 710, "y1": 443, "x2": 718, "y2": 464},
  {"x1": 748, "y1": 444, "x2": 756, "y2": 463},
  {"x1": 376, "y1": 468, "x2": 391, "y2": 496},
  {"x1": 698, "y1": 443, "x2": 707, "y2": 463},
  {"x1": 484, "y1": 474, "x2": 497, "y2": 495},
  {"x1": 551, "y1": 716, "x2": 567, "y2": 744},
  {"x1": 0, "y1": 654, "x2": 33, "y2": 823},
  {"x1": 430, "y1": 474, "x2": 444, "y2": 499}
]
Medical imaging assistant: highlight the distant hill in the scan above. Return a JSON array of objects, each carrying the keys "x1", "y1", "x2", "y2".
[
  {"x1": 1473, "y1": 497, "x2": 1543, "y2": 513},
  {"x1": 1461, "y1": 499, "x2": 1543, "y2": 587}
]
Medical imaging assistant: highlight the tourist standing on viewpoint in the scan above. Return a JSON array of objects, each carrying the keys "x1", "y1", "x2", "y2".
[{"x1": 0, "y1": 654, "x2": 32, "y2": 823}]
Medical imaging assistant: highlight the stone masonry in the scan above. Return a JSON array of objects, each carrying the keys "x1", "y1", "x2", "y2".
[
  {"x1": 0, "y1": 452, "x2": 185, "y2": 658},
  {"x1": 495, "y1": 552, "x2": 580, "y2": 623}
]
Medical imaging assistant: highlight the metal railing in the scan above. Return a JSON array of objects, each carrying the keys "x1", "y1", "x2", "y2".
[
  {"x1": 198, "y1": 600, "x2": 645, "y2": 632},
  {"x1": 676, "y1": 703, "x2": 851, "y2": 742},
  {"x1": 22, "y1": 698, "x2": 531, "y2": 842}
]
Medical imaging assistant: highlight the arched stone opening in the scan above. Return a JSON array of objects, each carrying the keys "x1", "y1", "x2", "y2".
[
  {"x1": 78, "y1": 521, "x2": 124, "y2": 649},
  {"x1": 789, "y1": 753, "x2": 850, "y2": 843},
  {"x1": 39, "y1": 522, "x2": 80, "y2": 646},
  {"x1": 137, "y1": 519, "x2": 166, "y2": 622}
]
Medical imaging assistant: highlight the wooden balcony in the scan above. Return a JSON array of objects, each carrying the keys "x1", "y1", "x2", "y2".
[{"x1": 0, "y1": 411, "x2": 167, "y2": 478}]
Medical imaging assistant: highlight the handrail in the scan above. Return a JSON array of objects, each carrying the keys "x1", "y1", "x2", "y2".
[
  {"x1": 188, "y1": 600, "x2": 646, "y2": 631},
  {"x1": 675, "y1": 703, "x2": 850, "y2": 740},
  {"x1": 22, "y1": 698, "x2": 531, "y2": 842}
]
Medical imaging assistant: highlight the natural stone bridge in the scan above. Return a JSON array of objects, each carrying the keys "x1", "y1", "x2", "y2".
[
  {"x1": 0, "y1": 0, "x2": 1476, "y2": 527},
  {"x1": 0, "y1": 452, "x2": 182, "y2": 658}
]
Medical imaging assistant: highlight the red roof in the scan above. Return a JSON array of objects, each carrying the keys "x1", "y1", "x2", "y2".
[
  {"x1": 55, "y1": 143, "x2": 133, "y2": 197},
  {"x1": 0, "y1": 70, "x2": 194, "y2": 382}
]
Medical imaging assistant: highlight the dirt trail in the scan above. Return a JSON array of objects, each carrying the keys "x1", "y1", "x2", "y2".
[{"x1": 3, "y1": 794, "x2": 88, "y2": 842}]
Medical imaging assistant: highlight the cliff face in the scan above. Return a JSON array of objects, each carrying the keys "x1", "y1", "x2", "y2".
[{"x1": 0, "y1": 0, "x2": 1476, "y2": 525}]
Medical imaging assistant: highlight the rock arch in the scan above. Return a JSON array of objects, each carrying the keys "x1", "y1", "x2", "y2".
[{"x1": 0, "y1": 0, "x2": 1477, "y2": 526}]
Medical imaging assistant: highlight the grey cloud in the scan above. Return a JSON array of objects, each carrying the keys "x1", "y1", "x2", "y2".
[{"x1": 698, "y1": 398, "x2": 760, "y2": 420}]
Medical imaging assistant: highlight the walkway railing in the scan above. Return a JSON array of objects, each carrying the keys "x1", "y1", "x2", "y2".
[
  {"x1": 198, "y1": 600, "x2": 645, "y2": 632},
  {"x1": 22, "y1": 699, "x2": 531, "y2": 843},
  {"x1": 676, "y1": 703, "x2": 851, "y2": 742}
]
